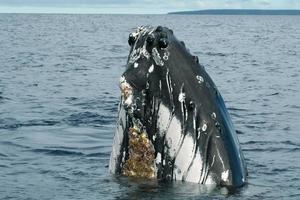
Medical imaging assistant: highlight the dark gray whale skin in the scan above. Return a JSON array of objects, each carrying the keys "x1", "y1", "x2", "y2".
[{"x1": 109, "y1": 26, "x2": 247, "y2": 188}]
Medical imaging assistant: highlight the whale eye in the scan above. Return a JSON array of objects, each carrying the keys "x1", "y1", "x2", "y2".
[
  {"x1": 158, "y1": 38, "x2": 168, "y2": 49},
  {"x1": 128, "y1": 33, "x2": 136, "y2": 46},
  {"x1": 146, "y1": 34, "x2": 155, "y2": 45}
]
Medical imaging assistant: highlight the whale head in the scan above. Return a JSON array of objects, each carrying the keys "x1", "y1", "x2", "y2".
[{"x1": 110, "y1": 26, "x2": 247, "y2": 188}]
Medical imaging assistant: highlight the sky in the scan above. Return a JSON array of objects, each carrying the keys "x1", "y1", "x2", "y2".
[{"x1": 0, "y1": 0, "x2": 299, "y2": 14}]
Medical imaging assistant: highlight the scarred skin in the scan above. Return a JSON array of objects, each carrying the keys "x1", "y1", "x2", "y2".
[{"x1": 109, "y1": 26, "x2": 247, "y2": 188}]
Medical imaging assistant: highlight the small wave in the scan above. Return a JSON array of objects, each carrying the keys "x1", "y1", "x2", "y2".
[
  {"x1": 86, "y1": 152, "x2": 110, "y2": 157},
  {"x1": 0, "y1": 118, "x2": 60, "y2": 130},
  {"x1": 72, "y1": 170, "x2": 89, "y2": 176},
  {"x1": 266, "y1": 92, "x2": 279, "y2": 96},
  {"x1": 271, "y1": 168, "x2": 291, "y2": 173},
  {"x1": 202, "y1": 23, "x2": 222, "y2": 27},
  {"x1": 236, "y1": 130, "x2": 245, "y2": 134},
  {"x1": 205, "y1": 52, "x2": 232, "y2": 57},
  {"x1": 0, "y1": 153, "x2": 8, "y2": 157},
  {"x1": 0, "y1": 95, "x2": 11, "y2": 102},
  {"x1": 284, "y1": 104, "x2": 300, "y2": 109},
  {"x1": 282, "y1": 140, "x2": 300, "y2": 146},
  {"x1": 66, "y1": 97, "x2": 119, "y2": 111},
  {"x1": 63, "y1": 111, "x2": 116, "y2": 126},
  {"x1": 0, "y1": 112, "x2": 116, "y2": 129},
  {"x1": 243, "y1": 140, "x2": 300, "y2": 146},
  {"x1": 31, "y1": 148, "x2": 84, "y2": 156},
  {"x1": 251, "y1": 163, "x2": 267, "y2": 168},
  {"x1": 0, "y1": 141, "x2": 31, "y2": 149},
  {"x1": 30, "y1": 148, "x2": 109, "y2": 158},
  {"x1": 243, "y1": 147, "x2": 300, "y2": 152},
  {"x1": 227, "y1": 107, "x2": 249, "y2": 112}
]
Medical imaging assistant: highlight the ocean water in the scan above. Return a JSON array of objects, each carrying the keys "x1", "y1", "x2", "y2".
[{"x1": 0, "y1": 14, "x2": 299, "y2": 200}]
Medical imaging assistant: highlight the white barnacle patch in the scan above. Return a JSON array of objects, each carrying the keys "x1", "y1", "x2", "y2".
[
  {"x1": 211, "y1": 112, "x2": 216, "y2": 120},
  {"x1": 178, "y1": 92, "x2": 186, "y2": 103},
  {"x1": 163, "y1": 51, "x2": 170, "y2": 61},
  {"x1": 156, "y1": 152, "x2": 161, "y2": 164},
  {"x1": 152, "y1": 134, "x2": 156, "y2": 141},
  {"x1": 131, "y1": 26, "x2": 151, "y2": 39},
  {"x1": 128, "y1": 26, "x2": 152, "y2": 64},
  {"x1": 124, "y1": 95, "x2": 133, "y2": 107},
  {"x1": 129, "y1": 48, "x2": 141, "y2": 64},
  {"x1": 152, "y1": 47, "x2": 164, "y2": 66},
  {"x1": 140, "y1": 42, "x2": 150, "y2": 59},
  {"x1": 148, "y1": 64, "x2": 154, "y2": 73},
  {"x1": 120, "y1": 75, "x2": 126, "y2": 84},
  {"x1": 134, "y1": 62, "x2": 139, "y2": 68},
  {"x1": 202, "y1": 123, "x2": 207, "y2": 132},
  {"x1": 120, "y1": 78, "x2": 133, "y2": 107},
  {"x1": 196, "y1": 75, "x2": 204, "y2": 84},
  {"x1": 221, "y1": 170, "x2": 229, "y2": 182}
]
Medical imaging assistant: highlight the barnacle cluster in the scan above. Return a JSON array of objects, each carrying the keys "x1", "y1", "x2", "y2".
[{"x1": 122, "y1": 126, "x2": 156, "y2": 179}]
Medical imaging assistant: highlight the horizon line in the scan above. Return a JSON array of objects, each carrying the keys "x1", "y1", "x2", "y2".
[{"x1": 0, "y1": 7, "x2": 300, "y2": 15}]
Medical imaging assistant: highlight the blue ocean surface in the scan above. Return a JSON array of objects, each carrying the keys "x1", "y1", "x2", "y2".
[{"x1": 0, "y1": 14, "x2": 299, "y2": 199}]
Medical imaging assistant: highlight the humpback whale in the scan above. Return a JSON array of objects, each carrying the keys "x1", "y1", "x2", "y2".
[{"x1": 109, "y1": 26, "x2": 247, "y2": 188}]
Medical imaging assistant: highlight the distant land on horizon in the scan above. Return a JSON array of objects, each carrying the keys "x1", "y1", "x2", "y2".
[{"x1": 168, "y1": 9, "x2": 300, "y2": 15}]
